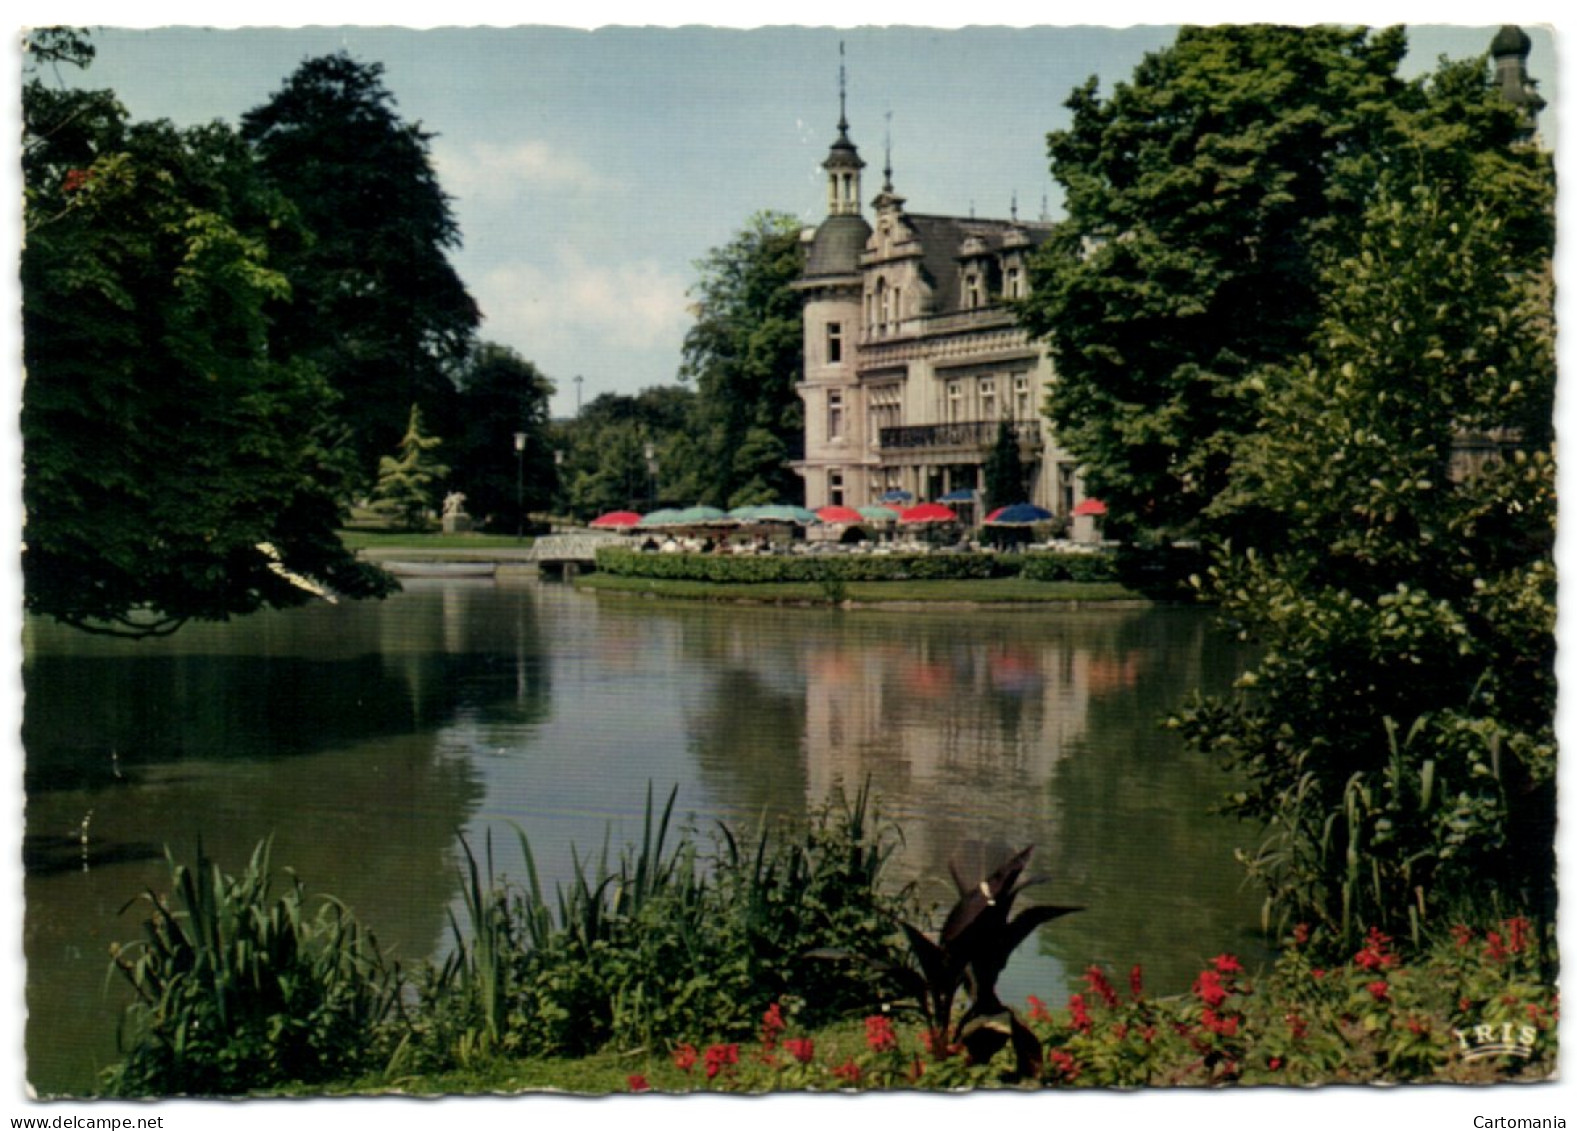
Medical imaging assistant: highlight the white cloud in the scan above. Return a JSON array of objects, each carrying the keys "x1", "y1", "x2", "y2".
[
  {"x1": 475, "y1": 247, "x2": 692, "y2": 360},
  {"x1": 434, "y1": 139, "x2": 619, "y2": 206}
]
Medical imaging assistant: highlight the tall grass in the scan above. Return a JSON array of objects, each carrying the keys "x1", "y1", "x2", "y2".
[
  {"x1": 407, "y1": 781, "x2": 914, "y2": 1068},
  {"x1": 104, "y1": 838, "x2": 398, "y2": 1096}
]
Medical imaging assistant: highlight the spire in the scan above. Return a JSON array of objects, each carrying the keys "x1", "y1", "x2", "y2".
[
  {"x1": 838, "y1": 41, "x2": 849, "y2": 139},
  {"x1": 1010, "y1": 191, "x2": 1018, "y2": 223},
  {"x1": 821, "y1": 42, "x2": 864, "y2": 217},
  {"x1": 883, "y1": 109, "x2": 894, "y2": 193}
]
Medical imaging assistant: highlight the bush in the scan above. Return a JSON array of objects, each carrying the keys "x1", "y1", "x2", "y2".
[
  {"x1": 596, "y1": 547, "x2": 1016, "y2": 584},
  {"x1": 403, "y1": 783, "x2": 917, "y2": 1069},
  {"x1": 104, "y1": 839, "x2": 398, "y2": 1096},
  {"x1": 1017, "y1": 550, "x2": 1119, "y2": 583}
]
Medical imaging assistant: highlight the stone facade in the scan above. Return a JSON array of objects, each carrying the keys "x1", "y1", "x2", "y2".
[{"x1": 793, "y1": 111, "x2": 1087, "y2": 519}]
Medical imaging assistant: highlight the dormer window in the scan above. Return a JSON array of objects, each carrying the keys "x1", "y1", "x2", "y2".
[
  {"x1": 1005, "y1": 265, "x2": 1023, "y2": 299},
  {"x1": 964, "y1": 272, "x2": 982, "y2": 309}
]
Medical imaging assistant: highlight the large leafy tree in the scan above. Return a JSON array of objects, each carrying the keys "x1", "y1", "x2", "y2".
[
  {"x1": 448, "y1": 342, "x2": 558, "y2": 529},
  {"x1": 678, "y1": 212, "x2": 805, "y2": 507},
  {"x1": 21, "y1": 30, "x2": 393, "y2": 637},
  {"x1": 1019, "y1": 26, "x2": 1411, "y2": 539},
  {"x1": 558, "y1": 387, "x2": 700, "y2": 517},
  {"x1": 1173, "y1": 54, "x2": 1555, "y2": 945},
  {"x1": 240, "y1": 52, "x2": 480, "y2": 481}
]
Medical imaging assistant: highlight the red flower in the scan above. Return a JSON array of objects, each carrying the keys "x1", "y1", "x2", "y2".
[
  {"x1": 626, "y1": 1074, "x2": 650, "y2": 1092},
  {"x1": 1067, "y1": 992, "x2": 1095, "y2": 1034},
  {"x1": 62, "y1": 168, "x2": 92, "y2": 193},
  {"x1": 1112, "y1": 1023, "x2": 1128, "y2": 1040},
  {"x1": 920, "y1": 1028, "x2": 960, "y2": 1059},
  {"x1": 1293, "y1": 923, "x2": 1311, "y2": 946},
  {"x1": 1506, "y1": 917, "x2": 1533, "y2": 954},
  {"x1": 1367, "y1": 980, "x2": 1390, "y2": 1003},
  {"x1": 1285, "y1": 1012, "x2": 1308, "y2": 1040},
  {"x1": 1269, "y1": 1056, "x2": 1284, "y2": 1071},
  {"x1": 1129, "y1": 964, "x2": 1145, "y2": 1001},
  {"x1": 1193, "y1": 969, "x2": 1229, "y2": 1009},
  {"x1": 1084, "y1": 965, "x2": 1120, "y2": 1009},
  {"x1": 1311, "y1": 968, "x2": 1326, "y2": 980},
  {"x1": 1485, "y1": 931, "x2": 1509, "y2": 963},
  {"x1": 1405, "y1": 1016, "x2": 1427, "y2": 1036},
  {"x1": 1451, "y1": 923, "x2": 1475, "y2": 950},
  {"x1": 1354, "y1": 927, "x2": 1399, "y2": 971},
  {"x1": 865, "y1": 1014, "x2": 898, "y2": 1053},
  {"x1": 783, "y1": 1036, "x2": 815, "y2": 1064},
  {"x1": 1027, "y1": 994, "x2": 1052, "y2": 1023},
  {"x1": 832, "y1": 1058, "x2": 861, "y2": 1084},
  {"x1": 1201, "y1": 1009, "x2": 1239, "y2": 1037},
  {"x1": 761, "y1": 1001, "x2": 786, "y2": 1049},
  {"x1": 1047, "y1": 1049, "x2": 1081, "y2": 1083},
  {"x1": 1211, "y1": 954, "x2": 1243, "y2": 976},
  {"x1": 703, "y1": 1043, "x2": 739, "y2": 1080},
  {"x1": 672, "y1": 1043, "x2": 697, "y2": 1072}
]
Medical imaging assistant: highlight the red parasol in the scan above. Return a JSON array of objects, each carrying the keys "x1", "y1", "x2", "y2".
[
  {"x1": 1071, "y1": 499, "x2": 1107, "y2": 517},
  {"x1": 899, "y1": 503, "x2": 959, "y2": 524},
  {"x1": 815, "y1": 505, "x2": 866, "y2": 524},
  {"x1": 589, "y1": 510, "x2": 643, "y2": 528}
]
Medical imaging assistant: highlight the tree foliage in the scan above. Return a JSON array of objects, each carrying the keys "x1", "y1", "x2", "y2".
[
  {"x1": 557, "y1": 387, "x2": 700, "y2": 518},
  {"x1": 240, "y1": 52, "x2": 480, "y2": 480},
  {"x1": 448, "y1": 343, "x2": 558, "y2": 529},
  {"x1": 678, "y1": 212, "x2": 806, "y2": 507},
  {"x1": 21, "y1": 31, "x2": 393, "y2": 637},
  {"x1": 1171, "y1": 53, "x2": 1555, "y2": 945},
  {"x1": 370, "y1": 405, "x2": 449, "y2": 531},
  {"x1": 981, "y1": 421, "x2": 1029, "y2": 512},
  {"x1": 1019, "y1": 26, "x2": 1412, "y2": 538}
]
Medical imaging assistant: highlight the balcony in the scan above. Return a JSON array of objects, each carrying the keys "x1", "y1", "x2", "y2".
[{"x1": 878, "y1": 420, "x2": 1042, "y2": 452}]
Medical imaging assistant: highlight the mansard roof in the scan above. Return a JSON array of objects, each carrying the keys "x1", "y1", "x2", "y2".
[{"x1": 900, "y1": 213, "x2": 1053, "y2": 313}]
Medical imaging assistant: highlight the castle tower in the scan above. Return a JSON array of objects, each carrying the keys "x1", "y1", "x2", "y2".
[
  {"x1": 794, "y1": 48, "x2": 873, "y2": 509},
  {"x1": 1491, "y1": 25, "x2": 1545, "y2": 144}
]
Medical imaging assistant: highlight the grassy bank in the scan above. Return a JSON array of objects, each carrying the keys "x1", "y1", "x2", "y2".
[
  {"x1": 340, "y1": 529, "x2": 534, "y2": 552},
  {"x1": 574, "y1": 573, "x2": 1144, "y2": 605}
]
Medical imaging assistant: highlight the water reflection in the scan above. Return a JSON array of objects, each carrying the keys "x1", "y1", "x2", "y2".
[{"x1": 22, "y1": 580, "x2": 1261, "y2": 1094}]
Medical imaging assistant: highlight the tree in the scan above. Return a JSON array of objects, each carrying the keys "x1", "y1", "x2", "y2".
[
  {"x1": 679, "y1": 212, "x2": 806, "y2": 507},
  {"x1": 21, "y1": 31, "x2": 393, "y2": 638},
  {"x1": 448, "y1": 343, "x2": 557, "y2": 529},
  {"x1": 240, "y1": 52, "x2": 480, "y2": 481},
  {"x1": 1173, "y1": 55, "x2": 1556, "y2": 946},
  {"x1": 370, "y1": 406, "x2": 449, "y2": 530},
  {"x1": 1019, "y1": 26, "x2": 1411, "y2": 539},
  {"x1": 981, "y1": 421, "x2": 1028, "y2": 512},
  {"x1": 557, "y1": 387, "x2": 700, "y2": 517}
]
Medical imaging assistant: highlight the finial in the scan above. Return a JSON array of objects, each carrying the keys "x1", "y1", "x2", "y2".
[
  {"x1": 1041, "y1": 193, "x2": 1049, "y2": 222},
  {"x1": 838, "y1": 41, "x2": 848, "y2": 136},
  {"x1": 1011, "y1": 191, "x2": 1018, "y2": 222},
  {"x1": 883, "y1": 109, "x2": 894, "y2": 192}
]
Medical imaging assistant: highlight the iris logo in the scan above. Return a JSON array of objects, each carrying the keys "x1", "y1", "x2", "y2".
[{"x1": 1453, "y1": 1020, "x2": 1538, "y2": 1061}]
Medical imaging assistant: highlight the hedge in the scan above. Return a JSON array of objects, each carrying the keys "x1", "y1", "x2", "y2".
[{"x1": 595, "y1": 547, "x2": 1120, "y2": 585}]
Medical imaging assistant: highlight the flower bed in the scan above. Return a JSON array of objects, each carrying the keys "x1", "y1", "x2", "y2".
[{"x1": 625, "y1": 920, "x2": 1555, "y2": 1092}]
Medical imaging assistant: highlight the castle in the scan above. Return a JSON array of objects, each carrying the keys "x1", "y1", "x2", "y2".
[
  {"x1": 792, "y1": 27, "x2": 1544, "y2": 524},
  {"x1": 791, "y1": 81, "x2": 1086, "y2": 522}
]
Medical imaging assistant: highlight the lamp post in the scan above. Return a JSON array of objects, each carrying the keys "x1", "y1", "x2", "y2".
[
  {"x1": 643, "y1": 441, "x2": 658, "y2": 509},
  {"x1": 514, "y1": 431, "x2": 526, "y2": 540}
]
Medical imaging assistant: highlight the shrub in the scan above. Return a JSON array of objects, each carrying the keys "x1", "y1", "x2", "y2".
[
  {"x1": 104, "y1": 839, "x2": 398, "y2": 1096},
  {"x1": 595, "y1": 547, "x2": 1015, "y2": 584},
  {"x1": 1017, "y1": 550, "x2": 1119, "y2": 583},
  {"x1": 406, "y1": 782, "x2": 917, "y2": 1068}
]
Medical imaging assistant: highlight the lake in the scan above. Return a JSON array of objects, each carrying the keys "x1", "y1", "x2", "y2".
[{"x1": 21, "y1": 577, "x2": 1266, "y2": 1094}]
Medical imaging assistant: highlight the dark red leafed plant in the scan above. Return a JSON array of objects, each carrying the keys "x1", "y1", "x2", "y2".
[{"x1": 897, "y1": 845, "x2": 1080, "y2": 1079}]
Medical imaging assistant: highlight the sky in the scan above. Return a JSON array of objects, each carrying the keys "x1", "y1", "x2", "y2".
[
  {"x1": 26, "y1": 15, "x2": 1559, "y2": 420},
  {"x1": 4, "y1": 4, "x2": 1571, "y2": 1130}
]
